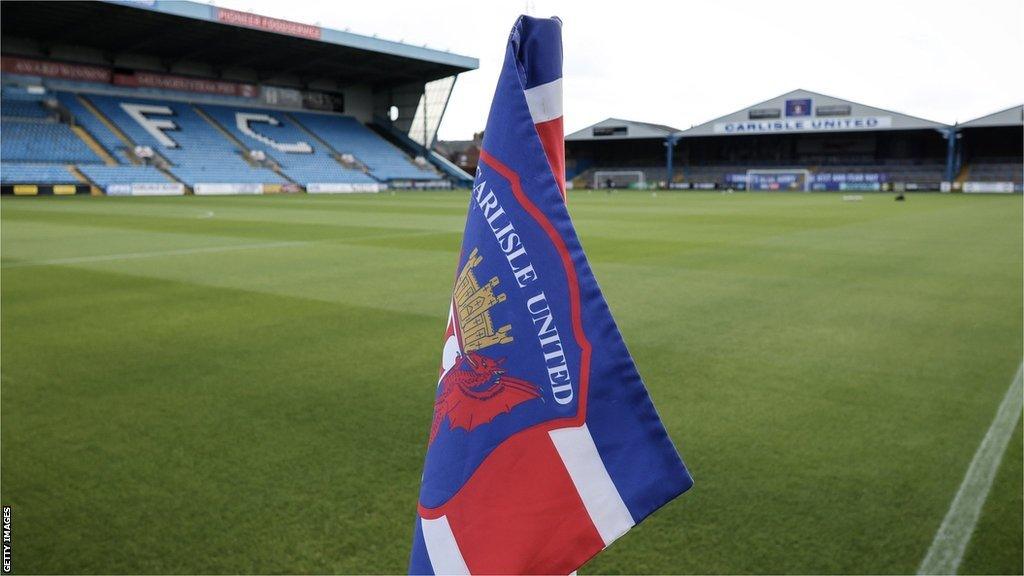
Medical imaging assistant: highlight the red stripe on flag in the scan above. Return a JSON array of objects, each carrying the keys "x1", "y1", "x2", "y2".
[
  {"x1": 535, "y1": 117, "x2": 565, "y2": 198},
  {"x1": 431, "y1": 427, "x2": 605, "y2": 574}
]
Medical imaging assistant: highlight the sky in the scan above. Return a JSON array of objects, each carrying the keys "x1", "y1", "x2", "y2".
[{"x1": 215, "y1": 0, "x2": 1024, "y2": 141}]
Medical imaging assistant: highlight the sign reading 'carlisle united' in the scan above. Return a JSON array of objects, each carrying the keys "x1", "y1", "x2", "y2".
[{"x1": 715, "y1": 115, "x2": 893, "y2": 134}]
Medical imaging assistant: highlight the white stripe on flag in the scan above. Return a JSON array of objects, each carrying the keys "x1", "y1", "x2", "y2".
[
  {"x1": 421, "y1": 516, "x2": 470, "y2": 575},
  {"x1": 523, "y1": 78, "x2": 563, "y2": 124},
  {"x1": 549, "y1": 424, "x2": 635, "y2": 545}
]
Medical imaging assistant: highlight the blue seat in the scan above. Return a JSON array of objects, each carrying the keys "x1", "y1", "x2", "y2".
[
  {"x1": 84, "y1": 94, "x2": 285, "y2": 186},
  {"x1": 55, "y1": 92, "x2": 127, "y2": 164},
  {"x1": 0, "y1": 120, "x2": 102, "y2": 164},
  {"x1": 78, "y1": 165, "x2": 170, "y2": 187},
  {"x1": 290, "y1": 111, "x2": 440, "y2": 181},
  {"x1": 0, "y1": 163, "x2": 78, "y2": 184},
  {"x1": 2, "y1": 100, "x2": 51, "y2": 120}
]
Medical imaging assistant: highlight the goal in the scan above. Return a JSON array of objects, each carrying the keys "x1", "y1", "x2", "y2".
[
  {"x1": 745, "y1": 168, "x2": 812, "y2": 192},
  {"x1": 593, "y1": 170, "x2": 646, "y2": 190}
]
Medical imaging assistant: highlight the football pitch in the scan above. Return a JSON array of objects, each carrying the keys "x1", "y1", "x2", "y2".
[{"x1": 2, "y1": 191, "x2": 1021, "y2": 574}]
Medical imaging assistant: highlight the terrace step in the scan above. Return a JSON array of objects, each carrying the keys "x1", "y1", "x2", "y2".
[
  {"x1": 67, "y1": 164, "x2": 103, "y2": 195},
  {"x1": 70, "y1": 125, "x2": 118, "y2": 166},
  {"x1": 76, "y1": 95, "x2": 141, "y2": 165}
]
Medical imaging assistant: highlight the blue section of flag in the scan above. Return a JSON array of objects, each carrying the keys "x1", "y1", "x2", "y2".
[
  {"x1": 408, "y1": 520, "x2": 434, "y2": 576},
  {"x1": 512, "y1": 16, "x2": 563, "y2": 89}
]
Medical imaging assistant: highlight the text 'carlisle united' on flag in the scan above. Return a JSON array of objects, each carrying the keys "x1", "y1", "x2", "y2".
[{"x1": 409, "y1": 15, "x2": 692, "y2": 575}]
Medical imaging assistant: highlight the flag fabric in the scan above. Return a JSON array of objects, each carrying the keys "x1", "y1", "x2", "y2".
[{"x1": 409, "y1": 15, "x2": 692, "y2": 575}]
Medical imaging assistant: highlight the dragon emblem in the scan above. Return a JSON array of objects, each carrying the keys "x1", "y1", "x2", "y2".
[
  {"x1": 430, "y1": 352, "x2": 540, "y2": 443},
  {"x1": 429, "y1": 248, "x2": 541, "y2": 445}
]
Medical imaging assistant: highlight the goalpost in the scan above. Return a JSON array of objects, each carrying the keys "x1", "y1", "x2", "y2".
[
  {"x1": 745, "y1": 168, "x2": 812, "y2": 192},
  {"x1": 594, "y1": 170, "x2": 646, "y2": 190}
]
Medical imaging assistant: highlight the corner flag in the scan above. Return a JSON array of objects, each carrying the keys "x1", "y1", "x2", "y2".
[{"x1": 410, "y1": 15, "x2": 692, "y2": 574}]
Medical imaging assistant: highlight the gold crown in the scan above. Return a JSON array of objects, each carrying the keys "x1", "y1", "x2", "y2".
[{"x1": 454, "y1": 248, "x2": 513, "y2": 352}]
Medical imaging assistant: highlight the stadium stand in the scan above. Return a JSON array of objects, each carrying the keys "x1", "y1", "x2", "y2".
[
  {"x1": 1, "y1": 1, "x2": 478, "y2": 195},
  {"x1": 565, "y1": 91, "x2": 1022, "y2": 191},
  {"x1": 576, "y1": 161, "x2": 949, "y2": 191},
  {"x1": 959, "y1": 106, "x2": 1024, "y2": 190},
  {"x1": 2, "y1": 85, "x2": 43, "y2": 101},
  {"x1": 967, "y1": 160, "x2": 1023, "y2": 185},
  {"x1": 198, "y1": 104, "x2": 376, "y2": 186},
  {"x1": 1, "y1": 120, "x2": 102, "y2": 164},
  {"x1": 78, "y1": 165, "x2": 170, "y2": 188},
  {"x1": 290, "y1": 112, "x2": 441, "y2": 181},
  {"x1": 1, "y1": 84, "x2": 457, "y2": 191},
  {"x1": 2, "y1": 99, "x2": 51, "y2": 120},
  {"x1": 54, "y1": 92, "x2": 130, "y2": 164},
  {"x1": 84, "y1": 94, "x2": 285, "y2": 186},
  {"x1": 2, "y1": 86, "x2": 55, "y2": 119},
  {"x1": 0, "y1": 163, "x2": 78, "y2": 185}
]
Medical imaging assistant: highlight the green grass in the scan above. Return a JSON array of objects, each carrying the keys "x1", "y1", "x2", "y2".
[
  {"x1": 1, "y1": 191, "x2": 1021, "y2": 574},
  {"x1": 960, "y1": 419, "x2": 1023, "y2": 575}
]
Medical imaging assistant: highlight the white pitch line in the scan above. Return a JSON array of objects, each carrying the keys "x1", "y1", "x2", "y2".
[
  {"x1": 917, "y1": 361, "x2": 1024, "y2": 575},
  {"x1": 2, "y1": 240, "x2": 308, "y2": 269},
  {"x1": 2, "y1": 228, "x2": 450, "y2": 270}
]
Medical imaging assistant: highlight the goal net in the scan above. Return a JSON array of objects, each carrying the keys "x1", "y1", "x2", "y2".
[
  {"x1": 745, "y1": 169, "x2": 811, "y2": 192},
  {"x1": 594, "y1": 170, "x2": 646, "y2": 190}
]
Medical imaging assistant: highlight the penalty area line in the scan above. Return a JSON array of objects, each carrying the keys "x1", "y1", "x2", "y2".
[{"x1": 917, "y1": 360, "x2": 1024, "y2": 575}]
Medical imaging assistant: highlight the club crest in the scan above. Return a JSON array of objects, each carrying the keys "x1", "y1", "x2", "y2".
[{"x1": 430, "y1": 248, "x2": 541, "y2": 444}]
